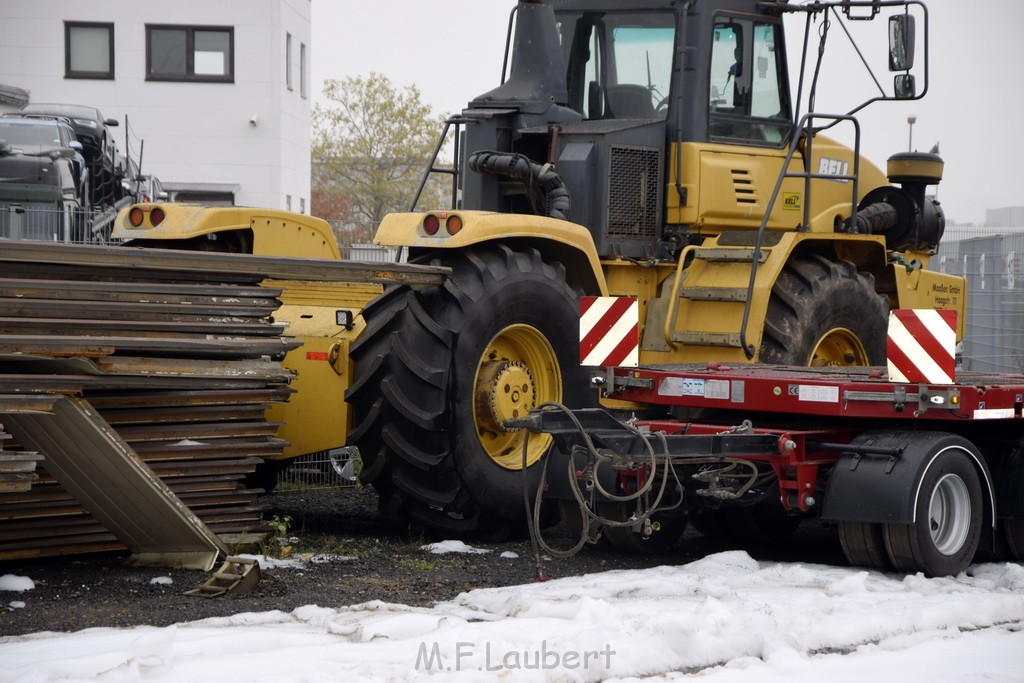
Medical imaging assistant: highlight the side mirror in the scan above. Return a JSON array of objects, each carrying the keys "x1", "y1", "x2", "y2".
[
  {"x1": 69, "y1": 140, "x2": 83, "y2": 151},
  {"x1": 105, "y1": 118, "x2": 119, "y2": 127},
  {"x1": 894, "y1": 74, "x2": 916, "y2": 99},
  {"x1": 888, "y1": 14, "x2": 916, "y2": 71}
]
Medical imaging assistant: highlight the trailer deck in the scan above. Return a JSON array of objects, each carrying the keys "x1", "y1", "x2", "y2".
[{"x1": 598, "y1": 363, "x2": 1024, "y2": 422}]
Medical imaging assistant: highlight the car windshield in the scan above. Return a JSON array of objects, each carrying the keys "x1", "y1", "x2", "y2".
[{"x1": 0, "y1": 121, "x2": 62, "y2": 147}]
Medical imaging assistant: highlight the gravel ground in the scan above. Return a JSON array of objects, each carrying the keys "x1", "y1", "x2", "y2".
[{"x1": 0, "y1": 486, "x2": 846, "y2": 637}]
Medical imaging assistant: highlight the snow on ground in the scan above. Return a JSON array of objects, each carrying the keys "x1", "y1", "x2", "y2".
[
  {"x1": 1, "y1": 551, "x2": 1023, "y2": 682},
  {"x1": 0, "y1": 575, "x2": 34, "y2": 593},
  {"x1": 422, "y1": 540, "x2": 493, "y2": 555}
]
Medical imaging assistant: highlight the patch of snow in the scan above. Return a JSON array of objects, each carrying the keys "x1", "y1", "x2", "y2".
[
  {"x1": 0, "y1": 574, "x2": 34, "y2": 592},
  {"x1": 149, "y1": 576, "x2": 173, "y2": 586},
  {"x1": 232, "y1": 553, "x2": 304, "y2": 569},
  {"x1": 0, "y1": 553, "x2": 1022, "y2": 681},
  {"x1": 500, "y1": 551, "x2": 520, "y2": 559},
  {"x1": 306, "y1": 553, "x2": 357, "y2": 564},
  {"x1": 421, "y1": 540, "x2": 491, "y2": 555}
]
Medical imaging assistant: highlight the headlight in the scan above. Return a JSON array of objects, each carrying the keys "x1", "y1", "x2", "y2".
[{"x1": 73, "y1": 119, "x2": 98, "y2": 128}]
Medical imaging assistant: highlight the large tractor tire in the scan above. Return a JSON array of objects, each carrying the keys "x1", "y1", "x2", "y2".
[
  {"x1": 346, "y1": 244, "x2": 591, "y2": 538},
  {"x1": 759, "y1": 254, "x2": 888, "y2": 366}
]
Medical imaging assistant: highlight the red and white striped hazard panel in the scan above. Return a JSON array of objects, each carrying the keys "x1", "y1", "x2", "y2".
[
  {"x1": 579, "y1": 296, "x2": 639, "y2": 367},
  {"x1": 886, "y1": 309, "x2": 957, "y2": 384}
]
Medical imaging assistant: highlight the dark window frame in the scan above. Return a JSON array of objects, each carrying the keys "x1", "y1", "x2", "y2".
[
  {"x1": 145, "y1": 24, "x2": 234, "y2": 83},
  {"x1": 64, "y1": 21, "x2": 115, "y2": 80},
  {"x1": 286, "y1": 32, "x2": 293, "y2": 90}
]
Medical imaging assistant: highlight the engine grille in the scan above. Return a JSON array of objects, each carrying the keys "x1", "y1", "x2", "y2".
[{"x1": 607, "y1": 146, "x2": 661, "y2": 239}]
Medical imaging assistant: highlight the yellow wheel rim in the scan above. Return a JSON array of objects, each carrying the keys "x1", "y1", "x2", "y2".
[
  {"x1": 473, "y1": 324, "x2": 561, "y2": 470},
  {"x1": 809, "y1": 327, "x2": 870, "y2": 366}
]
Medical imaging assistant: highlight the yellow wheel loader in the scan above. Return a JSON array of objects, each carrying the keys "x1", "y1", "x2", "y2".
[{"x1": 114, "y1": 0, "x2": 965, "y2": 540}]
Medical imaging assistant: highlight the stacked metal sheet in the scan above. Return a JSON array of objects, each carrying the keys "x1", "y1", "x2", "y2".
[
  {"x1": 0, "y1": 411, "x2": 43, "y2": 494},
  {"x1": 0, "y1": 242, "x2": 300, "y2": 561}
]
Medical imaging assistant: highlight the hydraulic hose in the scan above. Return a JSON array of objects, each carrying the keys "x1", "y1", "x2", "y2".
[{"x1": 469, "y1": 150, "x2": 571, "y2": 221}]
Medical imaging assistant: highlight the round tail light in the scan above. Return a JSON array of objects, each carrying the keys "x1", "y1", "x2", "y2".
[
  {"x1": 150, "y1": 207, "x2": 166, "y2": 226},
  {"x1": 445, "y1": 215, "x2": 463, "y2": 235},
  {"x1": 128, "y1": 207, "x2": 144, "y2": 227},
  {"x1": 423, "y1": 214, "x2": 440, "y2": 235}
]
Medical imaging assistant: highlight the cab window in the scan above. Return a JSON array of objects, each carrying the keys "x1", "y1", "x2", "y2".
[
  {"x1": 709, "y1": 17, "x2": 790, "y2": 144},
  {"x1": 558, "y1": 12, "x2": 675, "y2": 120}
]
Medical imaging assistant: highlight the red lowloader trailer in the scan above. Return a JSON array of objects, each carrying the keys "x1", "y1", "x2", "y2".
[{"x1": 515, "y1": 360, "x2": 1024, "y2": 577}]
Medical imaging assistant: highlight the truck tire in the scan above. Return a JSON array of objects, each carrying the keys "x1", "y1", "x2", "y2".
[
  {"x1": 689, "y1": 506, "x2": 735, "y2": 540},
  {"x1": 597, "y1": 501, "x2": 687, "y2": 554},
  {"x1": 1002, "y1": 519, "x2": 1024, "y2": 560},
  {"x1": 722, "y1": 502, "x2": 802, "y2": 546},
  {"x1": 759, "y1": 254, "x2": 887, "y2": 366},
  {"x1": 883, "y1": 441, "x2": 983, "y2": 576},
  {"x1": 838, "y1": 521, "x2": 892, "y2": 570},
  {"x1": 346, "y1": 244, "x2": 590, "y2": 538}
]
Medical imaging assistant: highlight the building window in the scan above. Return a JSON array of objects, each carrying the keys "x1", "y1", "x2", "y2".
[
  {"x1": 285, "y1": 33, "x2": 293, "y2": 90},
  {"x1": 300, "y1": 43, "x2": 308, "y2": 98},
  {"x1": 65, "y1": 22, "x2": 114, "y2": 79},
  {"x1": 299, "y1": 197, "x2": 306, "y2": 214},
  {"x1": 146, "y1": 25, "x2": 233, "y2": 82},
  {"x1": 286, "y1": 195, "x2": 292, "y2": 211}
]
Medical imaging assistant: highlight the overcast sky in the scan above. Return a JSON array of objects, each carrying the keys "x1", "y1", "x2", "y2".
[{"x1": 310, "y1": 1, "x2": 1024, "y2": 225}]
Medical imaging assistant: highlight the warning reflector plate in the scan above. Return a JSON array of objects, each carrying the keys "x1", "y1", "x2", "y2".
[
  {"x1": 887, "y1": 309, "x2": 957, "y2": 384},
  {"x1": 579, "y1": 296, "x2": 639, "y2": 367}
]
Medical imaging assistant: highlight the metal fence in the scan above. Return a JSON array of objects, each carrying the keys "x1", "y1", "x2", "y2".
[
  {"x1": 0, "y1": 204, "x2": 99, "y2": 243},
  {"x1": 933, "y1": 224, "x2": 1024, "y2": 373},
  {"x1": 274, "y1": 448, "x2": 359, "y2": 492},
  {"x1": 348, "y1": 242, "x2": 400, "y2": 262}
]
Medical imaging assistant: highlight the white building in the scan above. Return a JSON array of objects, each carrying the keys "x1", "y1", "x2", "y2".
[{"x1": 0, "y1": 0, "x2": 310, "y2": 210}]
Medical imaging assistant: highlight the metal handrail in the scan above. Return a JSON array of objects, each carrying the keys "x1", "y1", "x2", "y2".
[
  {"x1": 408, "y1": 116, "x2": 467, "y2": 212},
  {"x1": 737, "y1": 112, "x2": 862, "y2": 358}
]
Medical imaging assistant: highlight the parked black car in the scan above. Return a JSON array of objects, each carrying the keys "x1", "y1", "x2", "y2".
[
  {"x1": 0, "y1": 116, "x2": 89, "y2": 208},
  {"x1": 21, "y1": 103, "x2": 118, "y2": 170},
  {"x1": 0, "y1": 140, "x2": 86, "y2": 241}
]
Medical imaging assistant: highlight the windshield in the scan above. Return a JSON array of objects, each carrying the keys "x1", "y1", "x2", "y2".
[
  {"x1": 0, "y1": 122, "x2": 63, "y2": 147},
  {"x1": 24, "y1": 104, "x2": 97, "y2": 120},
  {"x1": 557, "y1": 11, "x2": 676, "y2": 120}
]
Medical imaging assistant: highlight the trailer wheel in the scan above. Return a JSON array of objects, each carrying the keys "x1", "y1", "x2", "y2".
[
  {"x1": 597, "y1": 502, "x2": 687, "y2": 554},
  {"x1": 347, "y1": 245, "x2": 590, "y2": 538},
  {"x1": 1003, "y1": 519, "x2": 1024, "y2": 560},
  {"x1": 759, "y1": 255, "x2": 887, "y2": 366},
  {"x1": 722, "y1": 503, "x2": 802, "y2": 546},
  {"x1": 838, "y1": 521, "x2": 892, "y2": 570},
  {"x1": 689, "y1": 506, "x2": 735, "y2": 540},
  {"x1": 883, "y1": 444, "x2": 983, "y2": 576}
]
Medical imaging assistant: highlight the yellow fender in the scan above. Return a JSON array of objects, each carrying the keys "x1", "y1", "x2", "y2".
[
  {"x1": 374, "y1": 210, "x2": 609, "y2": 295},
  {"x1": 113, "y1": 203, "x2": 341, "y2": 259}
]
